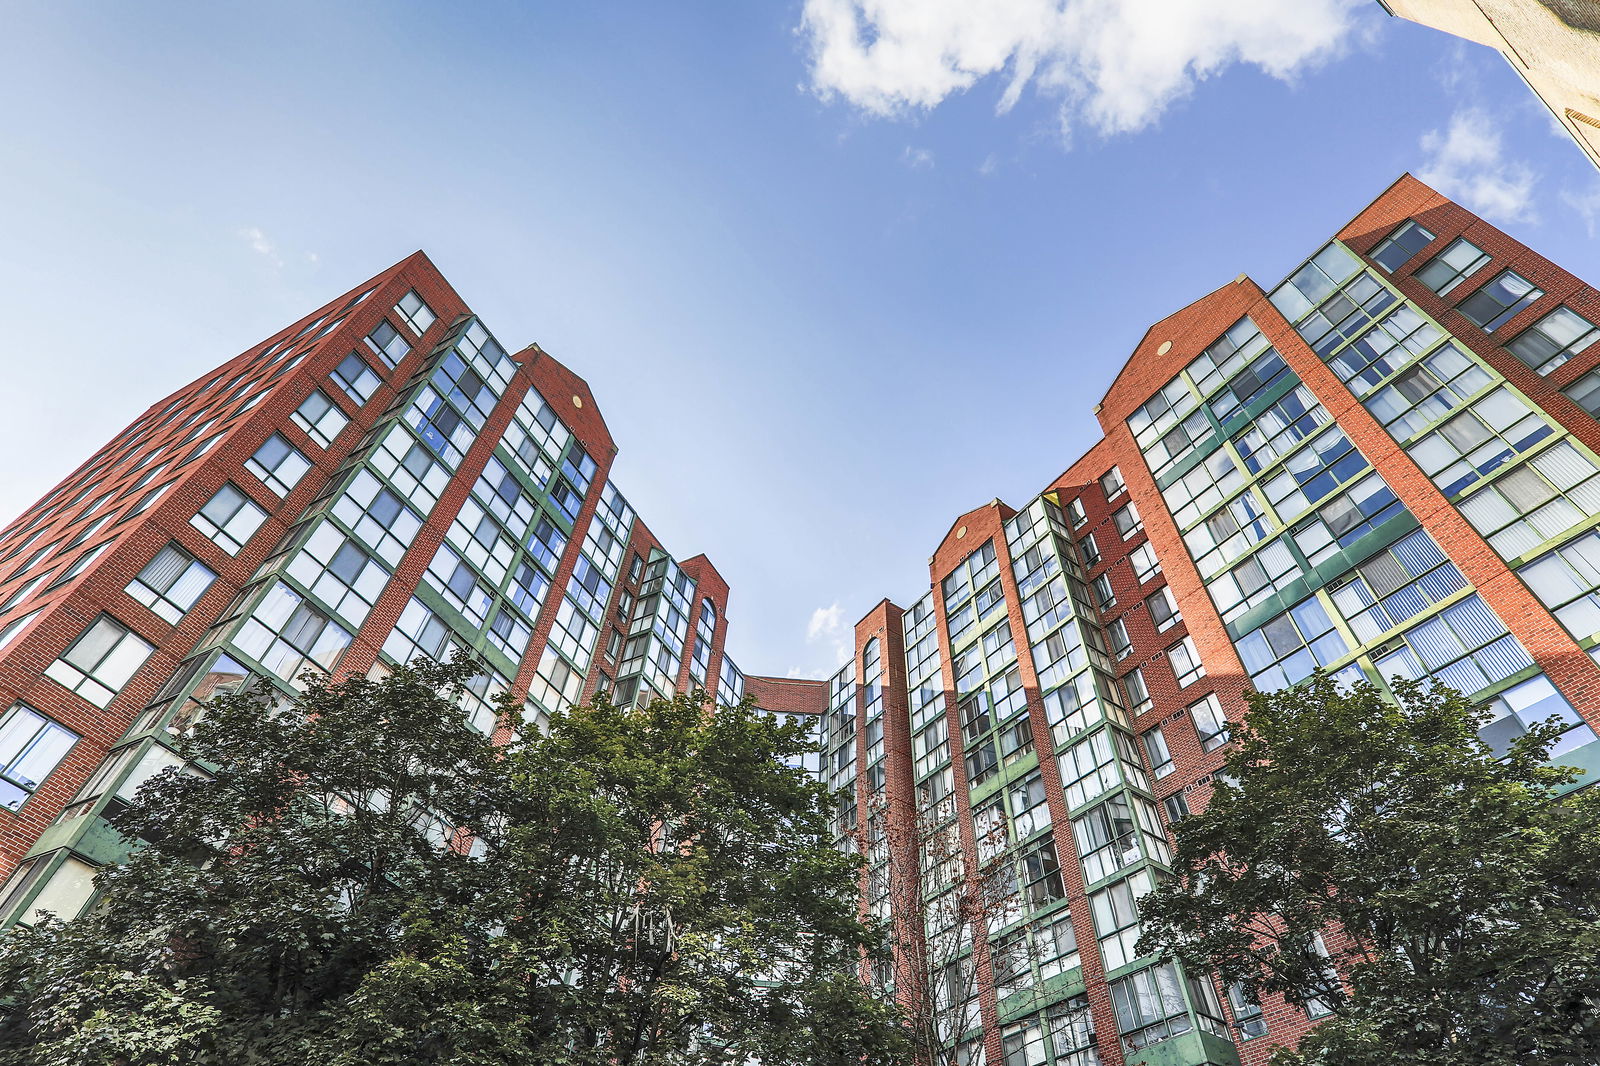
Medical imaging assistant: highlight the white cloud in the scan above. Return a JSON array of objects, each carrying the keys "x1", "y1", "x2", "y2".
[
  {"x1": 799, "y1": 0, "x2": 1363, "y2": 136},
  {"x1": 807, "y1": 602, "x2": 845, "y2": 642},
  {"x1": 902, "y1": 145, "x2": 935, "y2": 168},
  {"x1": 804, "y1": 602, "x2": 852, "y2": 671},
  {"x1": 238, "y1": 226, "x2": 283, "y2": 267},
  {"x1": 1562, "y1": 180, "x2": 1600, "y2": 239},
  {"x1": 1417, "y1": 108, "x2": 1537, "y2": 226}
]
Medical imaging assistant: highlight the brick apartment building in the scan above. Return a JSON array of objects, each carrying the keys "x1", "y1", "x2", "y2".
[
  {"x1": 0, "y1": 252, "x2": 818, "y2": 931},
  {"x1": 816, "y1": 173, "x2": 1600, "y2": 1066},
  {"x1": 0, "y1": 173, "x2": 1597, "y2": 1065}
]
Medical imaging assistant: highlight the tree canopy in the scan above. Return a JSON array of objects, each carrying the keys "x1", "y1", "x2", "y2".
[
  {"x1": 0, "y1": 656, "x2": 904, "y2": 1066},
  {"x1": 1137, "y1": 673, "x2": 1600, "y2": 1066}
]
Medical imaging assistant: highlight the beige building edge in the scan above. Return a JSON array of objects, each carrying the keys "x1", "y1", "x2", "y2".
[{"x1": 1381, "y1": 0, "x2": 1600, "y2": 170}]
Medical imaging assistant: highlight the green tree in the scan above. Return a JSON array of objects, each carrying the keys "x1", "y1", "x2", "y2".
[
  {"x1": 0, "y1": 656, "x2": 904, "y2": 1066},
  {"x1": 1137, "y1": 674, "x2": 1600, "y2": 1065}
]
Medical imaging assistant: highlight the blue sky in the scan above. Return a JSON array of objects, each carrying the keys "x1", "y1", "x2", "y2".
[{"x1": 1, "y1": 1, "x2": 1597, "y2": 679}]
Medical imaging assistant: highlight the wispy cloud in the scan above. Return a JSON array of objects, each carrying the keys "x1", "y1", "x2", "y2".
[
  {"x1": 238, "y1": 225, "x2": 283, "y2": 267},
  {"x1": 1417, "y1": 108, "x2": 1537, "y2": 226},
  {"x1": 902, "y1": 145, "x2": 935, "y2": 168},
  {"x1": 803, "y1": 601, "x2": 852, "y2": 674},
  {"x1": 799, "y1": 0, "x2": 1363, "y2": 137},
  {"x1": 1562, "y1": 180, "x2": 1600, "y2": 239}
]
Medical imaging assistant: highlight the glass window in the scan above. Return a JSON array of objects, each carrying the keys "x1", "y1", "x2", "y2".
[
  {"x1": 1163, "y1": 792, "x2": 1191, "y2": 823},
  {"x1": 45, "y1": 615, "x2": 154, "y2": 708},
  {"x1": 1189, "y1": 693, "x2": 1229, "y2": 752},
  {"x1": 1091, "y1": 869, "x2": 1153, "y2": 970},
  {"x1": 1506, "y1": 306, "x2": 1600, "y2": 374},
  {"x1": 1109, "y1": 962, "x2": 1192, "y2": 1049},
  {"x1": 1108, "y1": 617, "x2": 1132, "y2": 659},
  {"x1": 394, "y1": 289, "x2": 436, "y2": 335},
  {"x1": 1123, "y1": 666, "x2": 1151, "y2": 713},
  {"x1": 331, "y1": 470, "x2": 424, "y2": 568},
  {"x1": 1563, "y1": 368, "x2": 1600, "y2": 419},
  {"x1": 190, "y1": 483, "x2": 267, "y2": 554},
  {"x1": 1327, "y1": 529, "x2": 1467, "y2": 641},
  {"x1": 331, "y1": 351, "x2": 383, "y2": 406},
  {"x1": 1483, "y1": 673, "x2": 1596, "y2": 757},
  {"x1": 1101, "y1": 467, "x2": 1126, "y2": 499},
  {"x1": 1142, "y1": 725, "x2": 1174, "y2": 777},
  {"x1": 1237, "y1": 596, "x2": 1347, "y2": 691},
  {"x1": 233, "y1": 581, "x2": 352, "y2": 684},
  {"x1": 126, "y1": 544, "x2": 215, "y2": 625},
  {"x1": 1113, "y1": 502, "x2": 1142, "y2": 539},
  {"x1": 1208, "y1": 346, "x2": 1290, "y2": 424},
  {"x1": 1269, "y1": 243, "x2": 1364, "y2": 322},
  {"x1": 1066, "y1": 497, "x2": 1087, "y2": 528},
  {"x1": 1129, "y1": 543, "x2": 1160, "y2": 582},
  {"x1": 286, "y1": 522, "x2": 392, "y2": 627},
  {"x1": 1326, "y1": 303, "x2": 1445, "y2": 393},
  {"x1": 0, "y1": 705, "x2": 78, "y2": 810},
  {"x1": 1520, "y1": 528, "x2": 1600, "y2": 646},
  {"x1": 1416, "y1": 237, "x2": 1490, "y2": 296},
  {"x1": 1058, "y1": 728, "x2": 1146, "y2": 809},
  {"x1": 1230, "y1": 386, "x2": 1329, "y2": 475},
  {"x1": 1091, "y1": 573, "x2": 1115, "y2": 610},
  {"x1": 1406, "y1": 387, "x2": 1552, "y2": 498},
  {"x1": 1373, "y1": 593, "x2": 1533, "y2": 700},
  {"x1": 1228, "y1": 982, "x2": 1269, "y2": 1039},
  {"x1": 1458, "y1": 270, "x2": 1543, "y2": 333},
  {"x1": 1259, "y1": 425, "x2": 1371, "y2": 520},
  {"x1": 364, "y1": 320, "x2": 411, "y2": 367},
  {"x1": 1456, "y1": 440, "x2": 1600, "y2": 560},
  {"x1": 1080, "y1": 533, "x2": 1102, "y2": 567},
  {"x1": 1167, "y1": 636, "x2": 1205, "y2": 687},
  {"x1": 1370, "y1": 219, "x2": 1435, "y2": 272},
  {"x1": 1148, "y1": 586, "x2": 1181, "y2": 633},
  {"x1": 245, "y1": 434, "x2": 312, "y2": 497},
  {"x1": 291, "y1": 389, "x2": 349, "y2": 448}
]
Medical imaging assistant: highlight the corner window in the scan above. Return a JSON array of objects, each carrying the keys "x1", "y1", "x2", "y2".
[
  {"x1": 1066, "y1": 497, "x2": 1087, "y2": 529},
  {"x1": 1506, "y1": 305, "x2": 1599, "y2": 374},
  {"x1": 0, "y1": 704, "x2": 78, "y2": 810},
  {"x1": 1416, "y1": 238, "x2": 1490, "y2": 296},
  {"x1": 1459, "y1": 270, "x2": 1543, "y2": 332},
  {"x1": 45, "y1": 615, "x2": 154, "y2": 708},
  {"x1": 1370, "y1": 219, "x2": 1435, "y2": 273},
  {"x1": 1109, "y1": 963, "x2": 1192, "y2": 1049},
  {"x1": 126, "y1": 544, "x2": 216, "y2": 625},
  {"x1": 191, "y1": 483, "x2": 267, "y2": 554},
  {"x1": 1080, "y1": 533, "x2": 1102, "y2": 567}
]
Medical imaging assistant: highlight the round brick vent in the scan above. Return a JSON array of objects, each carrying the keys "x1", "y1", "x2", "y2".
[
  {"x1": 956, "y1": 525, "x2": 968, "y2": 539},
  {"x1": 1157, "y1": 340, "x2": 1173, "y2": 355},
  {"x1": 572, "y1": 395, "x2": 583, "y2": 409}
]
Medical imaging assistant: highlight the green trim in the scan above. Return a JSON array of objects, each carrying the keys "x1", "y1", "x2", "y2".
[{"x1": 1225, "y1": 510, "x2": 1420, "y2": 641}]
